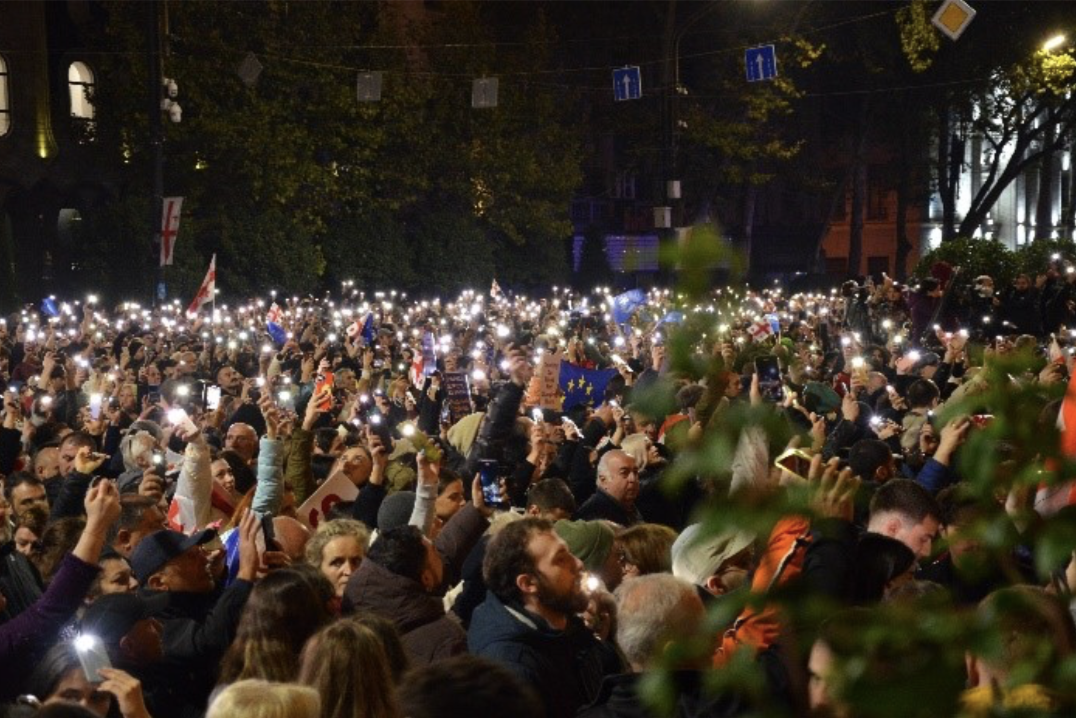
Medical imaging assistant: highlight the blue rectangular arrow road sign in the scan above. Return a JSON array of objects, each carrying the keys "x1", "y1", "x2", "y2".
[
  {"x1": 612, "y1": 66, "x2": 642, "y2": 101},
  {"x1": 745, "y1": 45, "x2": 778, "y2": 82}
]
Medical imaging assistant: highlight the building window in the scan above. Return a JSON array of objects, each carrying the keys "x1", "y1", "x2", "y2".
[
  {"x1": 0, "y1": 55, "x2": 10, "y2": 136},
  {"x1": 68, "y1": 61, "x2": 95, "y2": 120},
  {"x1": 825, "y1": 256, "x2": 848, "y2": 276},
  {"x1": 614, "y1": 173, "x2": 637, "y2": 200},
  {"x1": 866, "y1": 165, "x2": 889, "y2": 221}
]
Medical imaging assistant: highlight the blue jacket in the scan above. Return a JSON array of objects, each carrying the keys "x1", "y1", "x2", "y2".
[
  {"x1": 468, "y1": 592, "x2": 615, "y2": 718},
  {"x1": 915, "y1": 457, "x2": 953, "y2": 494}
]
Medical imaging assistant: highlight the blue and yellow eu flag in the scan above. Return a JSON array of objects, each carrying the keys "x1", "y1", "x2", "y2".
[{"x1": 559, "y1": 362, "x2": 618, "y2": 410}]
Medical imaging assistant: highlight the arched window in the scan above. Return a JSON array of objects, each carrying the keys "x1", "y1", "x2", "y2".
[
  {"x1": 68, "y1": 61, "x2": 95, "y2": 120},
  {"x1": 0, "y1": 55, "x2": 10, "y2": 136}
]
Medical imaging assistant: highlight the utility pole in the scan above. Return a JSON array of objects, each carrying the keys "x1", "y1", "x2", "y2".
[
  {"x1": 662, "y1": 0, "x2": 724, "y2": 278},
  {"x1": 147, "y1": 1, "x2": 164, "y2": 305}
]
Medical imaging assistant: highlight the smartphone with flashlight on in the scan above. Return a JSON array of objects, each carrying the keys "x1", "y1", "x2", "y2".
[
  {"x1": 167, "y1": 407, "x2": 198, "y2": 436},
  {"x1": 478, "y1": 459, "x2": 504, "y2": 508},
  {"x1": 89, "y1": 393, "x2": 103, "y2": 421},
  {"x1": 368, "y1": 413, "x2": 394, "y2": 446},
  {"x1": 205, "y1": 385, "x2": 222, "y2": 411},
  {"x1": 74, "y1": 634, "x2": 112, "y2": 683}
]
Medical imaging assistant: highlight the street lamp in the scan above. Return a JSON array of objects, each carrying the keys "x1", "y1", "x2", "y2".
[{"x1": 1043, "y1": 34, "x2": 1067, "y2": 53}]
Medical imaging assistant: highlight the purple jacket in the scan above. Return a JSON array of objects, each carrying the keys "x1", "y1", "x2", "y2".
[{"x1": 0, "y1": 553, "x2": 99, "y2": 699}]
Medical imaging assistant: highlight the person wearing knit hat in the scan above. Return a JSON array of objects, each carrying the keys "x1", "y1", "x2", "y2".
[
  {"x1": 553, "y1": 519, "x2": 621, "y2": 591},
  {"x1": 671, "y1": 523, "x2": 756, "y2": 601},
  {"x1": 377, "y1": 491, "x2": 417, "y2": 532}
]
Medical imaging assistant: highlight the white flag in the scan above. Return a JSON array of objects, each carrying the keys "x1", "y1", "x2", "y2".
[
  {"x1": 160, "y1": 197, "x2": 184, "y2": 266},
  {"x1": 187, "y1": 254, "x2": 216, "y2": 316}
]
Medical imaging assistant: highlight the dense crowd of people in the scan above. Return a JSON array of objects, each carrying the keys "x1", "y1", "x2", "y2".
[{"x1": 2, "y1": 260, "x2": 1076, "y2": 718}]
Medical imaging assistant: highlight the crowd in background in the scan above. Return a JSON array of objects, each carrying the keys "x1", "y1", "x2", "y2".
[{"x1": 3, "y1": 259, "x2": 1076, "y2": 718}]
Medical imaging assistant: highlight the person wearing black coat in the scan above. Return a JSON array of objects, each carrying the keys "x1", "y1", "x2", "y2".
[
  {"x1": 468, "y1": 518, "x2": 619, "y2": 718},
  {"x1": 462, "y1": 351, "x2": 531, "y2": 480},
  {"x1": 131, "y1": 523, "x2": 257, "y2": 718},
  {"x1": 415, "y1": 374, "x2": 446, "y2": 436},
  {"x1": 999, "y1": 274, "x2": 1042, "y2": 336}
]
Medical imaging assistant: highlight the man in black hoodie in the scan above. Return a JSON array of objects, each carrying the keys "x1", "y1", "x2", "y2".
[{"x1": 468, "y1": 517, "x2": 619, "y2": 718}]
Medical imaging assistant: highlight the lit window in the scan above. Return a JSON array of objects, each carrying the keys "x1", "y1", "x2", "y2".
[
  {"x1": 0, "y1": 55, "x2": 9, "y2": 136},
  {"x1": 68, "y1": 61, "x2": 95, "y2": 120}
]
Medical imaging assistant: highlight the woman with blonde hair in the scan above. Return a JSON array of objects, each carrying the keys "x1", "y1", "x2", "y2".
[
  {"x1": 299, "y1": 619, "x2": 402, "y2": 718},
  {"x1": 207, "y1": 680, "x2": 319, "y2": 718},
  {"x1": 305, "y1": 518, "x2": 371, "y2": 597}
]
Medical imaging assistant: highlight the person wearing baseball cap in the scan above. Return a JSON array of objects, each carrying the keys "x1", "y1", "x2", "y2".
[
  {"x1": 130, "y1": 527, "x2": 218, "y2": 593},
  {"x1": 131, "y1": 511, "x2": 260, "y2": 718}
]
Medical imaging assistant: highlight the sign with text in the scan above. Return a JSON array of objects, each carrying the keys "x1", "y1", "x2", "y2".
[
  {"x1": 539, "y1": 350, "x2": 563, "y2": 409},
  {"x1": 442, "y1": 371, "x2": 473, "y2": 424},
  {"x1": 297, "y1": 471, "x2": 359, "y2": 530}
]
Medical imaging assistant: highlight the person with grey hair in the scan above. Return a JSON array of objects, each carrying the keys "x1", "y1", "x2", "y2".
[
  {"x1": 575, "y1": 450, "x2": 642, "y2": 526},
  {"x1": 579, "y1": 574, "x2": 751, "y2": 718}
]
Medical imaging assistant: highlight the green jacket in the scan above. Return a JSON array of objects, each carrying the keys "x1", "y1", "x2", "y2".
[{"x1": 285, "y1": 427, "x2": 316, "y2": 505}]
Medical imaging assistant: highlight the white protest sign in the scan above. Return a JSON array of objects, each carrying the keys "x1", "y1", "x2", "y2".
[{"x1": 297, "y1": 471, "x2": 359, "y2": 530}]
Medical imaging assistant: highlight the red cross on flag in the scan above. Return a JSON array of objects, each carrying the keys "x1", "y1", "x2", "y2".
[
  {"x1": 747, "y1": 319, "x2": 774, "y2": 343},
  {"x1": 266, "y1": 302, "x2": 282, "y2": 325},
  {"x1": 187, "y1": 254, "x2": 216, "y2": 316},
  {"x1": 160, "y1": 197, "x2": 184, "y2": 267}
]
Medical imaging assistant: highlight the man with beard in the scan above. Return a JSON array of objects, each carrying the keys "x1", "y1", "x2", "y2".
[{"x1": 469, "y1": 518, "x2": 620, "y2": 718}]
